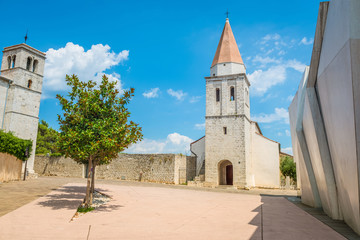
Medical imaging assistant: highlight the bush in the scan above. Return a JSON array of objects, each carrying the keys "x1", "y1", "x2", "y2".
[
  {"x1": 280, "y1": 155, "x2": 296, "y2": 181},
  {"x1": 0, "y1": 130, "x2": 32, "y2": 161}
]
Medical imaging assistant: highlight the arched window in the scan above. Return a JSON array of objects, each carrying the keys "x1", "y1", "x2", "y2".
[
  {"x1": 230, "y1": 86, "x2": 235, "y2": 101},
  {"x1": 32, "y1": 60, "x2": 38, "y2": 73},
  {"x1": 216, "y1": 88, "x2": 220, "y2": 102},
  {"x1": 26, "y1": 57, "x2": 32, "y2": 71},
  {"x1": 11, "y1": 55, "x2": 16, "y2": 68},
  {"x1": 7, "y1": 56, "x2": 11, "y2": 69},
  {"x1": 27, "y1": 80, "x2": 32, "y2": 88}
]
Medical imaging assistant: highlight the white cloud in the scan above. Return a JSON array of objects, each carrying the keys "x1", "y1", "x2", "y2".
[
  {"x1": 190, "y1": 96, "x2": 201, "y2": 103},
  {"x1": 125, "y1": 132, "x2": 193, "y2": 154},
  {"x1": 43, "y1": 42, "x2": 128, "y2": 95},
  {"x1": 252, "y1": 55, "x2": 281, "y2": 67},
  {"x1": 143, "y1": 88, "x2": 160, "y2": 98},
  {"x1": 278, "y1": 50, "x2": 286, "y2": 56},
  {"x1": 248, "y1": 59, "x2": 306, "y2": 96},
  {"x1": 262, "y1": 33, "x2": 281, "y2": 42},
  {"x1": 281, "y1": 147, "x2": 293, "y2": 155},
  {"x1": 287, "y1": 95, "x2": 294, "y2": 102},
  {"x1": 167, "y1": 89, "x2": 187, "y2": 101},
  {"x1": 285, "y1": 130, "x2": 291, "y2": 136},
  {"x1": 248, "y1": 65, "x2": 287, "y2": 96},
  {"x1": 194, "y1": 123, "x2": 205, "y2": 130},
  {"x1": 260, "y1": 93, "x2": 277, "y2": 103},
  {"x1": 300, "y1": 37, "x2": 313, "y2": 45},
  {"x1": 286, "y1": 59, "x2": 306, "y2": 72},
  {"x1": 252, "y1": 107, "x2": 289, "y2": 124}
]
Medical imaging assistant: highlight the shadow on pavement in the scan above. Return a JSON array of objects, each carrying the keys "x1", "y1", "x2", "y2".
[
  {"x1": 37, "y1": 185, "x2": 85, "y2": 210},
  {"x1": 37, "y1": 185, "x2": 123, "y2": 212}
]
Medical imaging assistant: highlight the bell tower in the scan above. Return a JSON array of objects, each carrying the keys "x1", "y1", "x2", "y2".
[
  {"x1": 205, "y1": 18, "x2": 251, "y2": 188},
  {"x1": 0, "y1": 43, "x2": 46, "y2": 175}
]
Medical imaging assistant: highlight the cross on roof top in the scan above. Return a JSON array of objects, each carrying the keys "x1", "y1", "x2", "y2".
[
  {"x1": 225, "y1": 10, "x2": 230, "y2": 18},
  {"x1": 24, "y1": 30, "x2": 28, "y2": 44}
]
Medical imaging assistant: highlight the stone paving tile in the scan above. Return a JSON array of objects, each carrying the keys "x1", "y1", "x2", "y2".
[
  {"x1": 0, "y1": 177, "x2": 357, "y2": 239},
  {"x1": 0, "y1": 183, "x2": 347, "y2": 240}
]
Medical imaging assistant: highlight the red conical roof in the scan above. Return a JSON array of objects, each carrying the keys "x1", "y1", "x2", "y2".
[{"x1": 211, "y1": 19, "x2": 244, "y2": 67}]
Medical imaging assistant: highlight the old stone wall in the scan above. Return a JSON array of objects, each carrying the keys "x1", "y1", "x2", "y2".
[
  {"x1": 96, "y1": 154, "x2": 176, "y2": 183},
  {"x1": 34, "y1": 155, "x2": 84, "y2": 178},
  {"x1": 34, "y1": 154, "x2": 196, "y2": 184},
  {"x1": 0, "y1": 152, "x2": 22, "y2": 182}
]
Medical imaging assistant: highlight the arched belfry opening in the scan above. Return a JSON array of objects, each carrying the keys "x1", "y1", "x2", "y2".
[{"x1": 218, "y1": 160, "x2": 233, "y2": 185}]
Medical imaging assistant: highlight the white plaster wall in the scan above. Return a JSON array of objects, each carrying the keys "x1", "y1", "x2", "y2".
[
  {"x1": 288, "y1": 92, "x2": 300, "y2": 187},
  {"x1": 251, "y1": 130, "x2": 280, "y2": 188},
  {"x1": 303, "y1": 90, "x2": 339, "y2": 219},
  {"x1": 210, "y1": 62, "x2": 246, "y2": 76},
  {"x1": 289, "y1": 71, "x2": 319, "y2": 207},
  {"x1": 317, "y1": 39, "x2": 359, "y2": 233},
  {"x1": 318, "y1": 0, "x2": 360, "y2": 77},
  {"x1": 190, "y1": 137, "x2": 205, "y2": 176}
]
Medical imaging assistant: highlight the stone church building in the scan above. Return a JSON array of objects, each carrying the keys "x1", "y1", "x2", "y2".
[
  {"x1": 191, "y1": 18, "x2": 280, "y2": 189},
  {"x1": 0, "y1": 44, "x2": 46, "y2": 176}
]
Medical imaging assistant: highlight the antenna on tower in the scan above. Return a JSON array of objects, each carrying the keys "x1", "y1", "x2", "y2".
[{"x1": 24, "y1": 30, "x2": 28, "y2": 44}]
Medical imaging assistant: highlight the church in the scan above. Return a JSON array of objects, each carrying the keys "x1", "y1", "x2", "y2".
[
  {"x1": 191, "y1": 18, "x2": 281, "y2": 189},
  {"x1": 0, "y1": 44, "x2": 46, "y2": 177}
]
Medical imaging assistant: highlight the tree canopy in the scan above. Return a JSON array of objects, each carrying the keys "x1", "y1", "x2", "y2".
[
  {"x1": 56, "y1": 74, "x2": 142, "y2": 207},
  {"x1": 36, "y1": 120, "x2": 62, "y2": 156},
  {"x1": 280, "y1": 155, "x2": 296, "y2": 181}
]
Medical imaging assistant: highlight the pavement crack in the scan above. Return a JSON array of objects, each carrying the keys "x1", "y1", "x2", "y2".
[{"x1": 87, "y1": 225, "x2": 91, "y2": 240}]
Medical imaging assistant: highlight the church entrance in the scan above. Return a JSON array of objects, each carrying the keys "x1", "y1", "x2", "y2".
[{"x1": 218, "y1": 160, "x2": 233, "y2": 185}]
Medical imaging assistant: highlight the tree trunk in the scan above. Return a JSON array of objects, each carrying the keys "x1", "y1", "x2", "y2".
[
  {"x1": 84, "y1": 156, "x2": 93, "y2": 207},
  {"x1": 90, "y1": 160, "x2": 96, "y2": 205}
]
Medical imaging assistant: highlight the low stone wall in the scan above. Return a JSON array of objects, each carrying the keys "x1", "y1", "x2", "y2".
[
  {"x1": 0, "y1": 152, "x2": 22, "y2": 182},
  {"x1": 34, "y1": 155, "x2": 84, "y2": 178},
  {"x1": 34, "y1": 154, "x2": 196, "y2": 184}
]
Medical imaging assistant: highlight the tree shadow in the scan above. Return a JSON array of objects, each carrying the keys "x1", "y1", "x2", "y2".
[
  {"x1": 36, "y1": 185, "x2": 122, "y2": 213},
  {"x1": 37, "y1": 185, "x2": 85, "y2": 210}
]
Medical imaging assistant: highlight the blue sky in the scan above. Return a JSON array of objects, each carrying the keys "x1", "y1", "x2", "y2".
[{"x1": 0, "y1": 0, "x2": 323, "y2": 154}]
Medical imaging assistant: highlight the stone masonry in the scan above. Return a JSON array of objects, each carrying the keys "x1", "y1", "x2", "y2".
[
  {"x1": 205, "y1": 73, "x2": 251, "y2": 187},
  {"x1": 34, "y1": 154, "x2": 196, "y2": 184},
  {"x1": 0, "y1": 44, "x2": 46, "y2": 175}
]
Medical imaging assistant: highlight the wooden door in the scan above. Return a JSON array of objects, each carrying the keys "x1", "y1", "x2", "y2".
[{"x1": 226, "y1": 165, "x2": 233, "y2": 185}]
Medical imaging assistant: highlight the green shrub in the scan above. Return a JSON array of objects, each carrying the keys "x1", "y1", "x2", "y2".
[
  {"x1": 280, "y1": 156, "x2": 296, "y2": 181},
  {"x1": 77, "y1": 206, "x2": 94, "y2": 213},
  {"x1": 0, "y1": 130, "x2": 32, "y2": 161}
]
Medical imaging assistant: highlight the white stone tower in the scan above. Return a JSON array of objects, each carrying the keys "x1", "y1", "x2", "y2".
[
  {"x1": 205, "y1": 18, "x2": 251, "y2": 188},
  {"x1": 0, "y1": 44, "x2": 46, "y2": 175}
]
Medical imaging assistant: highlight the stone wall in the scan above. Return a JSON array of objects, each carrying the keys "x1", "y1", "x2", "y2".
[
  {"x1": 34, "y1": 154, "x2": 196, "y2": 184},
  {"x1": 0, "y1": 152, "x2": 22, "y2": 182},
  {"x1": 34, "y1": 155, "x2": 84, "y2": 178}
]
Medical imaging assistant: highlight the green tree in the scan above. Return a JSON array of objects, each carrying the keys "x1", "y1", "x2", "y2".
[
  {"x1": 280, "y1": 155, "x2": 296, "y2": 181},
  {"x1": 36, "y1": 120, "x2": 62, "y2": 156},
  {"x1": 56, "y1": 74, "x2": 142, "y2": 207}
]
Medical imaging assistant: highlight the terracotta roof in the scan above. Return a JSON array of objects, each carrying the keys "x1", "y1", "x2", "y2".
[
  {"x1": 211, "y1": 18, "x2": 244, "y2": 67},
  {"x1": 190, "y1": 136, "x2": 205, "y2": 145}
]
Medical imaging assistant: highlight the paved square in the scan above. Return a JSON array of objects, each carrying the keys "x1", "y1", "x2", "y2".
[{"x1": 0, "y1": 183, "x2": 345, "y2": 239}]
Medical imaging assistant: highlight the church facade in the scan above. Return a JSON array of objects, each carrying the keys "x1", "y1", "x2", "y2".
[
  {"x1": 191, "y1": 18, "x2": 280, "y2": 189},
  {"x1": 0, "y1": 44, "x2": 46, "y2": 176}
]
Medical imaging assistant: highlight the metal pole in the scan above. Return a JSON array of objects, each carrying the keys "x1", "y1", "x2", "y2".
[{"x1": 23, "y1": 147, "x2": 29, "y2": 181}]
